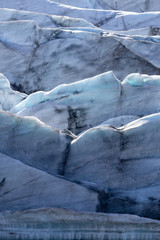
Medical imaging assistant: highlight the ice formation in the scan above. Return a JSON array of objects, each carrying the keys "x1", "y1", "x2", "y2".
[
  {"x1": 0, "y1": 153, "x2": 97, "y2": 212},
  {"x1": 0, "y1": 73, "x2": 26, "y2": 111},
  {"x1": 0, "y1": 8, "x2": 160, "y2": 93},
  {"x1": 65, "y1": 113, "x2": 160, "y2": 219},
  {"x1": 1, "y1": 1, "x2": 160, "y2": 239},
  {"x1": 12, "y1": 72, "x2": 160, "y2": 134},
  {"x1": 0, "y1": 111, "x2": 70, "y2": 175}
]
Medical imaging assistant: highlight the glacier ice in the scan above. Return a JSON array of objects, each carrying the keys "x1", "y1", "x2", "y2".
[
  {"x1": 0, "y1": 0, "x2": 157, "y2": 13},
  {"x1": 123, "y1": 73, "x2": 160, "y2": 87},
  {"x1": 0, "y1": 8, "x2": 94, "y2": 28},
  {"x1": 0, "y1": 73, "x2": 26, "y2": 111},
  {"x1": 1, "y1": 1, "x2": 160, "y2": 238},
  {"x1": 12, "y1": 72, "x2": 160, "y2": 134},
  {"x1": 0, "y1": 111, "x2": 70, "y2": 175},
  {"x1": 0, "y1": 9, "x2": 160, "y2": 93},
  {"x1": 0, "y1": 70, "x2": 159, "y2": 219},
  {"x1": 0, "y1": 153, "x2": 98, "y2": 212},
  {"x1": 12, "y1": 71, "x2": 122, "y2": 133},
  {"x1": 66, "y1": 113, "x2": 160, "y2": 188},
  {"x1": 64, "y1": 113, "x2": 160, "y2": 219},
  {"x1": 99, "y1": 115, "x2": 139, "y2": 127},
  {"x1": 12, "y1": 71, "x2": 120, "y2": 112}
]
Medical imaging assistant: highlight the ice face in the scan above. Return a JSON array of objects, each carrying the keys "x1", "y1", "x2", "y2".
[
  {"x1": 0, "y1": 152, "x2": 98, "y2": 212},
  {"x1": 11, "y1": 72, "x2": 160, "y2": 134},
  {"x1": 64, "y1": 113, "x2": 160, "y2": 219},
  {"x1": 1, "y1": 8, "x2": 160, "y2": 94},
  {"x1": 0, "y1": 73, "x2": 26, "y2": 111},
  {"x1": 0, "y1": 111, "x2": 70, "y2": 175},
  {"x1": 65, "y1": 113, "x2": 160, "y2": 188},
  {"x1": 0, "y1": 73, "x2": 10, "y2": 88},
  {"x1": 12, "y1": 71, "x2": 120, "y2": 112},
  {"x1": 12, "y1": 71, "x2": 123, "y2": 134},
  {"x1": 1, "y1": 0, "x2": 160, "y2": 229}
]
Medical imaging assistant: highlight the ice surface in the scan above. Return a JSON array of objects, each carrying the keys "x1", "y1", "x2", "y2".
[
  {"x1": 0, "y1": 8, "x2": 95, "y2": 29},
  {"x1": 64, "y1": 113, "x2": 160, "y2": 218},
  {"x1": 12, "y1": 72, "x2": 160, "y2": 134},
  {"x1": 123, "y1": 73, "x2": 160, "y2": 87},
  {"x1": 12, "y1": 71, "x2": 122, "y2": 133},
  {"x1": 99, "y1": 115, "x2": 139, "y2": 127},
  {"x1": 0, "y1": 111, "x2": 70, "y2": 175},
  {"x1": 0, "y1": 7, "x2": 160, "y2": 93},
  {"x1": 0, "y1": 152, "x2": 98, "y2": 212},
  {"x1": 1, "y1": 0, "x2": 160, "y2": 15},
  {"x1": 1, "y1": 0, "x2": 160, "y2": 234},
  {"x1": 12, "y1": 71, "x2": 120, "y2": 112},
  {"x1": 0, "y1": 73, "x2": 26, "y2": 111}
]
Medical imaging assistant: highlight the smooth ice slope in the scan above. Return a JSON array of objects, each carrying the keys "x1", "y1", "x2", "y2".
[
  {"x1": 13, "y1": 72, "x2": 160, "y2": 134},
  {"x1": 0, "y1": 111, "x2": 70, "y2": 175},
  {"x1": 0, "y1": 153, "x2": 98, "y2": 212}
]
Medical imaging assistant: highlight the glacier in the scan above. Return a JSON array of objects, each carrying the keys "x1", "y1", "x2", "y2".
[
  {"x1": 0, "y1": 110, "x2": 70, "y2": 175},
  {"x1": 65, "y1": 113, "x2": 160, "y2": 219},
  {"x1": 0, "y1": 73, "x2": 160, "y2": 219},
  {"x1": 12, "y1": 72, "x2": 160, "y2": 134},
  {"x1": 0, "y1": 1, "x2": 160, "y2": 239},
  {"x1": 0, "y1": 153, "x2": 98, "y2": 212},
  {"x1": 0, "y1": 8, "x2": 160, "y2": 93}
]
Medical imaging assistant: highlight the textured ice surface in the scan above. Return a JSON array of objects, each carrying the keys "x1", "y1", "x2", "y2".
[
  {"x1": 0, "y1": 107, "x2": 160, "y2": 218},
  {"x1": 66, "y1": 113, "x2": 160, "y2": 187},
  {"x1": 65, "y1": 113, "x2": 160, "y2": 219},
  {"x1": 0, "y1": 153, "x2": 98, "y2": 212},
  {"x1": 12, "y1": 72, "x2": 160, "y2": 134},
  {"x1": 13, "y1": 71, "x2": 120, "y2": 112},
  {"x1": 13, "y1": 71, "x2": 122, "y2": 133},
  {"x1": 1, "y1": 0, "x2": 160, "y2": 236},
  {"x1": 0, "y1": 111, "x2": 70, "y2": 175},
  {"x1": 0, "y1": 8, "x2": 95, "y2": 28},
  {"x1": 99, "y1": 115, "x2": 139, "y2": 127},
  {"x1": 0, "y1": 9, "x2": 160, "y2": 93},
  {"x1": 1, "y1": 0, "x2": 160, "y2": 14},
  {"x1": 0, "y1": 73, "x2": 26, "y2": 111}
]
